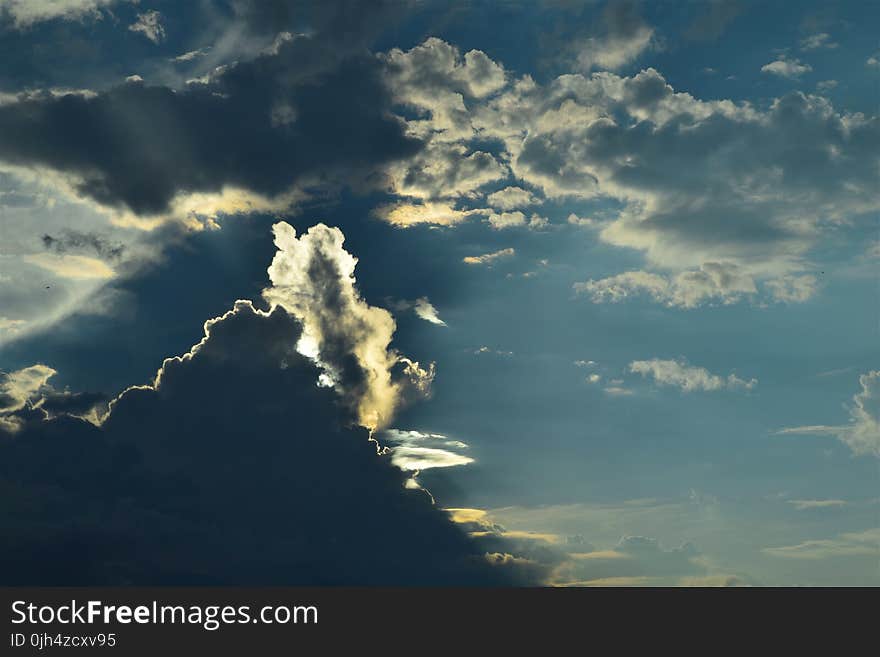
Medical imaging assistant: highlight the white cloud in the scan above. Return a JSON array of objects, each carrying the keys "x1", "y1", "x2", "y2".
[
  {"x1": 412, "y1": 297, "x2": 446, "y2": 326},
  {"x1": 380, "y1": 40, "x2": 877, "y2": 308},
  {"x1": 761, "y1": 56, "x2": 812, "y2": 79},
  {"x1": 575, "y1": 263, "x2": 761, "y2": 308},
  {"x1": 379, "y1": 429, "x2": 473, "y2": 472},
  {"x1": 463, "y1": 247, "x2": 515, "y2": 265},
  {"x1": 488, "y1": 210, "x2": 526, "y2": 229},
  {"x1": 629, "y1": 358, "x2": 757, "y2": 392},
  {"x1": 128, "y1": 10, "x2": 166, "y2": 44},
  {"x1": 764, "y1": 275, "x2": 817, "y2": 303},
  {"x1": 800, "y1": 33, "x2": 838, "y2": 51},
  {"x1": 776, "y1": 370, "x2": 880, "y2": 457},
  {"x1": 0, "y1": 364, "x2": 56, "y2": 414},
  {"x1": 386, "y1": 142, "x2": 508, "y2": 202},
  {"x1": 262, "y1": 222, "x2": 434, "y2": 430},
  {"x1": 374, "y1": 200, "x2": 481, "y2": 227},
  {"x1": 382, "y1": 37, "x2": 506, "y2": 143},
  {"x1": 486, "y1": 186, "x2": 541, "y2": 211},
  {"x1": 867, "y1": 56, "x2": 880, "y2": 69},
  {"x1": 0, "y1": 0, "x2": 124, "y2": 28}
]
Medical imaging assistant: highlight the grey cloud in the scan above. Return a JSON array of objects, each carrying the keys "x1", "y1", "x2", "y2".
[
  {"x1": 0, "y1": 34, "x2": 422, "y2": 216},
  {"x1": 42, "y1": 230, "x2": 125, "y2": 261}
]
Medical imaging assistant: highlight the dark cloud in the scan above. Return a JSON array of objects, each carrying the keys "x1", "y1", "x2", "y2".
[
  {"x1": 0, "y1": 33, "x2": 421, "y2": 216},
  {"x1": 0, "y1": 300, "x2": 517, "y2": 585},
  {"x1": 42, "y1": 230, "x2": 126, "y2": 260}
]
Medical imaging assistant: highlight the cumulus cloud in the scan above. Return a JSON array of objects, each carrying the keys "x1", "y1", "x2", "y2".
[
  {"x1": 776, "y1": 370, "x2": 880, "y2": 457},
  {"x1": 486, "y1": 186, "x2": 541, "y2": 211},
  {"x1": 463, "y1": 247, "x2": 515, "y2": 265},
  {"x1": 128, "y1": 10, "x2": 165, "y2": 44},
  {"x1": 383, "y1": 43, "x2": 876, "y2": 306},
  {"x1": 761, "y1": 56, "x2": 812, "y2": 79},
  {"x1": 262, "y1": 222, "x2": 434, "y2": 430},
  {"x1": 0, "y1": 222, "x2": 533, "y2": 585},
  {"x1": 382, "y1": 37, "x2": 506, "y2": 143},
  {"x1": 574, "y1": 262, "x2": 762, "y2": 308},
  {"x1": 629, "y1": 358, "x2": 757, "y2": 392},
  {"x1": 391, "y1": 39, "x2": 880, "y2": 311}
]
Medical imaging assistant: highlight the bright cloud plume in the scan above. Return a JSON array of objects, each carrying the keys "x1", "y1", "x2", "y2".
[{"x1": 262, "y1": 222, "x2": 434, "y2": 430}]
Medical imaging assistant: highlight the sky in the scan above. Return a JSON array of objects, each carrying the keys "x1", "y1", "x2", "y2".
[{"x1": 0, "y1": 0, "x2": 877, "y2": 586}]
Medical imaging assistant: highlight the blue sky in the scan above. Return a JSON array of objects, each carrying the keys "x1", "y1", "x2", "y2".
[{"x1": 0, "y1": 0, "x2": 877, "y2": 585}]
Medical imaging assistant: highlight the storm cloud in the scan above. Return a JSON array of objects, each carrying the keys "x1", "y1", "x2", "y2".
[{"x1": 0, "y1": 33, "x2": 421, "y2": 216}]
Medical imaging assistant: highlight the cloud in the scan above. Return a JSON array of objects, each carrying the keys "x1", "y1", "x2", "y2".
[
  {"x1": 776, "y1": 370, "x2": 880, "y2": 457},
  {"x1": 412, "y1": 297, "x2": 446, "y2": 326},
  {"x1": 0, "y1": 0, "x2": 124, "y2": 28},
  {"x1": 486, "y1": 186, "x2": 541, "y2": 211},
  {"x1": 379, "y1": 429, "x2": 473, "y2": 472},
  {"x1": 575, "y1": 262, "x2": 762, "y2": 308},
  {"x1": 0, "y1": 34, "x2": 421, "y2": 217},
  {"x1": 128, "y1": 10, "x2": 165, "y2": 44},
  {"x1": 0, "y1": 223, "x2": 532, "y2": 585},
  {"x1": 378, "y1": 40, "x2": 876, "y2": 309},
  {"x1": 800, "y1": 33, "x2": 838, "y2": 51},
  {"x1": 488, "y1": 210, "x2": 526, "y2": 229},
  {"x1": 374, "y1": 201, "x2": 480, "y2": 227},
  {"x1": 463, "y1": 247, "x2": 515, "y2": 265},
  {"x1": 386, "y1": 142, "x2": 508, "y2": 202},
  {"x1": 867, "y1": 56, "x2": 880, "y2": 69},
  {"x1": 262, "y1": 222, "x2": 434, "y2": 431},
  {"x1": 787, "y1": 499, "x2": 847, "y2": 511},
  {"x1": 382, "y1": 37, "x2": 506, "y2": 142},
  {"x1": 42, "y1": 230, "x2": 125, "y2": 260},
  {"x1": 570, "y1": 0, "x2": 655, "y2": 72},
  {"x1": 628, "y1": 358, "x2": 757, "y2": 392},
  {"x1": 0, "y1": 364, "x2": 56, "y2": 413},
  {"x1": 763, "y1": 528, "x2": 880, "y2": 560},
  {"x1": 22, "y1": 253, "x2": 115, "y2": 280},
  {"x1": 761, "y1": 56, "x2": 812, "y2": 79}
]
